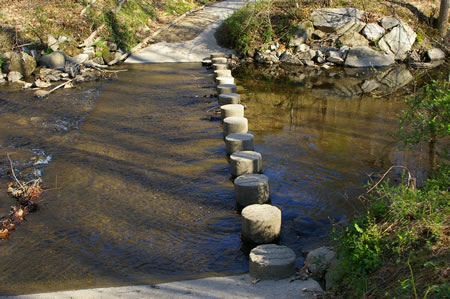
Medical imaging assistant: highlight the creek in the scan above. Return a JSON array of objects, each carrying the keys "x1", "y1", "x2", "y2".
[{"x1": 0, "y1": 63, "x2": 431, "y2": 295}]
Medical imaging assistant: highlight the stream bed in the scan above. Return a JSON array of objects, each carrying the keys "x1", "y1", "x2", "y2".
[{"x1": 0, "y1": 63, "x2": 430, "y2": 295}]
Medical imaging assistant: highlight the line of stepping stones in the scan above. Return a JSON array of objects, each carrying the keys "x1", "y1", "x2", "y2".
[{"x1": 202, "y1": 54, "x2": 297, "y2": 281}]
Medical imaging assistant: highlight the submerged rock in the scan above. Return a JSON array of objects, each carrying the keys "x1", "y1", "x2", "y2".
[{"x1": 344, "y1": 47, "x2": 395, "y2": 67}]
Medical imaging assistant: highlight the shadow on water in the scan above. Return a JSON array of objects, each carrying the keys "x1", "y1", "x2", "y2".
[{"x1": 0, "y1": 62, "x2": 439, "y2": 295}]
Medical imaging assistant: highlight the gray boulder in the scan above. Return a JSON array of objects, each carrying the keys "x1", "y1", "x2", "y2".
[
  {"x1": 426, "y1": 48, "x2": 446, "y2": 61},
  {"x1": 345, "y1": 47, "x2": 395, "y2": 67},
  {"x1": 379, "y1": 23, "x2": 416, "y2": 60},
  {"x1": 9, "y1": 52, "x2": 36, "y2": 77},
  {"x1": 327, "y1": 50, "x2": 345, "y2": 64},
  {"x1": 381, "y1": 16, "x2": 400, "y2": 30},
  {"x1": 338, "y1": 32, "x2": 369, "y2": 47},
  {"x1": 305, "y1": 247, "x2": 336, "y2": 280},
  {"x1": 280, "y1": 52, "x2": 303, "y2": 65},
  {"x1": 311, "y1": 8, "x2": 366, "y2": 34},
  {"x1": 362, "y1": 23, "x2": 385, "y2": 41},
  {"x1": 39, "y1": 51, "x2": 66, "y2": 69}
]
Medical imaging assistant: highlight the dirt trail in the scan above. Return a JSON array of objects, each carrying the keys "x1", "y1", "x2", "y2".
[{"x1": 125, "y1": 0, "x2": 249, "y2": 63}]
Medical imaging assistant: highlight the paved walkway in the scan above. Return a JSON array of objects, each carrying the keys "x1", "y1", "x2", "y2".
[
  {"x1": 4, "y1": 274, "x2": 323, "y2": 298},
  {"x1": 125, "y1": 0, "x2": 249, "y2": 63}
]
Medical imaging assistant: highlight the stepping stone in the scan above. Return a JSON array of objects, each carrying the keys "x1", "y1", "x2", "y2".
[
  {"x1": 249, "y1": 244, "x2": 296, "y2": 280},
  {"x1": 241, "y1": 204, "x2": 281, "y2": 244},
  {"x1": 202, "y1": 59, "x2": 212, "y2": 66},
  {"x1": 219, "y1": 93, "x2": 240, "y2": 106},
  {"x1": 216, "y1": 76, "x2": 235, "y2": 85},
  {"x1": 221, "y1": 104, "x2": 244, "y2": 119},
  {"x1": 213, "y1": 63, "x2": 229, "y2": 70},
  {"x1": 212, "y1": 57, "x2": 227, "y2": 64},
  {"x1": 234, "y1": 174, "x2": 269, "y2": 207},
  {"x1": 229, "y1": 150, "x2": 261, "y2": 177},
  {"x1": 223, "y1": 116, "x2": 248, "y2": 137},
  {"x1": 214, "y1": 69, "x2": 232, "y2": 78},
  {"x1": 217, "y1": 84, "x2": 237, "y2": 94},
  {"x1": 210, "y1": 53, "x2": 227, "y2": 59},
  {"x1": 225, "y1": 132, "x2": 253, "y2": 155}
]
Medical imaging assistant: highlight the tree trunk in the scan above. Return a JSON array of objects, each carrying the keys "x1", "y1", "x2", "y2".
[{"x1": 438, "y1": 0, "x2": 449, "y2": 37}]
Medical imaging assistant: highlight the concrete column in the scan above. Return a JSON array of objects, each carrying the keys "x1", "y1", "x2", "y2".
[
  {"x1": 241, "y1": 204, "x2": 281, "y2": 244},
  {"x1": 213, "y1": 63, "x2": 229, "y2": 71},
  {"x1": 214, "y1": 70, "x2": 232, "y2": 78},
  {"x1": 234, "y1": 174, "x2": 269, "y2": 207},
  {"x1": 223, "y1": 116, "x2": 248, "y2": 137},
  {"x1": 229, "y1": 150, "x2": 261, "y2": 177},
  {"x1": 217, "y1": 84, "x2": 237, "y2": 94},
  {"x1": 211, "y1": 53, "x2": 227, "y2": 59},
  {"x1": 221, "y1": 104, "x2": 244, "y2": 119},
  {"x1": 212, "y1": 57, "x2": 227, "y2": 64},
  {"x1": 216, "y1": 76, "x2": 235, "y2": 85},
  {"x1": 249, "y1": 244, "x2": 296, "y2": 280},
  {"x1": 225, "y1": 132, "x2": 253, "y2": 155},
  {"x1": 218, "y1": 93, "x2": 240, "y2": 106}
]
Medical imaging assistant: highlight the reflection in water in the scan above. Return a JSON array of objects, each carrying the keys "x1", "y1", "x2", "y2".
[{"x1": 0, "y1": 63, "x2": 429, "y2": 295}]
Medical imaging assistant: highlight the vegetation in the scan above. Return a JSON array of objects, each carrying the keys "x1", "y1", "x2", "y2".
[{"x1": 329, "y1": 80, "x2": 450, "y2": 298}]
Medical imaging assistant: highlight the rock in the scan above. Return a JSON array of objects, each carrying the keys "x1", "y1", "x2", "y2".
[
  {"x1": 241, "y1": 204, "x2": 281, "y2": 244},
  {"x1": 410, "y1": 60, "x2": 444, "y2": 69},
  {"x1": 225, "y1": 133, "x2": 254, "y2": 155},
  {"x1": 249, "y1": 244, "x2": 296, "y2": 280},
  {"x1": 39, "y1": 51, "x2": 66, "y2": 69},
  {"x1": 83, "y1": 47, "x2": 96, "y2": 58},
  {"x1": 34, "y1": 79, "x2": 51, "y2": 88},
  {"x1": 344, "y1": 47, "x2": 395, "y2": 67},
  {"x1": 380, "y1": 66, "x2": 413, "y2": 88},
  {"x1": 102, "y1": 48, "x2": 115, "y2": 64},
  {"x1": 361, "y1": 79, "x2": 381, "y2": 93},
  {"x1": 338, "y1": 32, "x2": 369, "y2": 47},
  {"x1": 58, "y1": 35, "x2": 68, "y2": 44},
  {"x1": 218, "y1": 93, "x2": 240, "y2": 106},
  {"x1": 34, "y1": 89, "x2": 49, "y2": 98},
  {"x1": 303, "y1": 60, "x2": 316, "y2": 67},
  {"x1": 229, "y1": 150, "x2": 261, "y2": 177},
  {"x1": 9, "y1": 52, "x2": 36, "y2": 77},
  {"x1": 45, "y1": 74, "x2": 61, "y2": 82},
  {"x1": 311, "y1": 8, "x2": 366, "y2": 34},
  {"x1": 289, "y1": 21, "x2": 314, "y2": 47},
  {"x1": 326, "y1": 50, "x2": 344, "y2": 64},
  {"x1": 235, "y1": 174, "x2": 269, "y2": 207},
  {"x1": 70, "y1": 53, "x2": 89, "y2": 65},
  {"x1": 408, "y1": 50, "x2": 422, "y2": 62},
  {"x1": 426, "y1": 48, "x2": 446, "y2": 61},
  {"x1": 7, "y1": 71, "x2": 23, "y2": 83},
  {"x1": 221, "y1": 104, "x2": 244, "y2": 119},
  {"x1": 305, "y1": 247, "x2": 336, "y2": 280},
  {"x1": 92, "y1": 56, "x2": 105, "y2": 65},
  {"x1": 296, "y1": 51, "x2": 314, "y2": 61},
  {"x1": 65, "y1": 63, "x2": 80, "y2": 78},
  {"x1": 280, "y1": 52, "x2": 303, "y2": 65},
  {"x1": 48, "y1": 34, "x2": 59, "y2": 51},
  {"x1": 339, "y1": 46, "x2": 350, "y2": 56},
  {"x1": 107, "y1": 41, "x2": 118, "y2": 52},
  {"x1": 0, "y1": 75, "x2": 6, "y2": 85},
  {"x1": 297, "y1": 44, "x2": 310, "y2": 52},
  {"x1": 362, "y1": 23, "x2": 385, "y2": 41},
  {"x1": 381, "y1": 16, "x2": 400, "y2": 30},
  {"x1": 379, "y1": 23, "x2": 416, "y2": 60},
  {"x1": 312, "y1": 30, "x2": 326, "y2": 40}
]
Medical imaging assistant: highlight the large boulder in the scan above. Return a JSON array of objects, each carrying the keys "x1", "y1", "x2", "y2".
[
  {"x1": 362, "y1": 23, "x2": 385, "y2": 41},
  {"x1": 305, "y1": 247, "x2": 336, "y2": 280},
  {"x1": 344, "y1": 47, "x2": 395, "y2": 67},
  {"x1": 280, "y1": 52, "x2": 303, "y2": 65},
  {"x1": 426, "y1": 48, "x2": 446, "y2": 61},
  {"x1": 9, "y1": 52, "x2": 36, "y2": 77},
  {"x1": 338, "y1": 32, "x2": 369, "y2": 47},
  {"x1": 380, "y1": 16, "x2": 401, "y2": 30},
  {"x1": 378, "y1": 22, "x2": 416, "y2": 60},
  {"x1": 311, "y1": 8, "x2": 366, "y2": 34},
  {"x1": 39, "y1": 51, "x2": 67, "y2": 69}
]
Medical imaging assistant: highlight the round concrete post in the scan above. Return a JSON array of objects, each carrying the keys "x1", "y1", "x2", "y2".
[
  {"x1": 210, "y1": 53, "x2": 227, "y2": 59},
  {"x1": 234, "y1": 174, "x2": 269, "y2": 207},
  {"x1": 249, "y1": 244, "x2": 296, "y2": 280},
  {"x1": 225, "y1": 132, "x2": 253, "y2": 155},
  {"x1": 212, "y1": 57, "x2": 227, "y2": 64},
  {"x1": 213, "y1": 63, "x2": 229, "y2": 71},
  {"x1": 221, "y1": 104, "x2": 244, "y2": 119},
  {"x1": 202, "y1": 59, "x2": 212, "y2": 66},
  {"x1": 216, "y1": 76, "x2": 235, "y2": 85},
  {"x1": 218, "y1": 93, "x2": 240, "y2": 106},
  {"x1": 229, "y1": 150, "x2": 261, "y2": 177},
  {"x1": 214, "y1": 69, "x2": 232, "y2": 78},
  {"x1": 223, "y1": 116, "x2": 248, "y2": 138},
  {"x1": 217, "y1": 84, "x2": 237, "y2": 94},
  {"x1": 241, "y1": 204, "x2": 281, "y2": 244}
]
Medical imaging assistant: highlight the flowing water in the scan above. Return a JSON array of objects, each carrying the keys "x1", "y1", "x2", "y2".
[{"x1": 0, "y1": 63, "x2": 431, "y2": 295}]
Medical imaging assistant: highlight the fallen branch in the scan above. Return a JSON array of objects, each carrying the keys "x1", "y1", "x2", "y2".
[
  {"x1": 367, "y1": 165, "x2": 416, "y2": 194},
  {"x1": 34, "y1": 79, "x2": 74, "y2": 98}
]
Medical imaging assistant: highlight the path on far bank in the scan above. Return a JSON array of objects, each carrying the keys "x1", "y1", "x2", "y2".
[{"x1": 125, "y1": 0, "x2": 249, "y2": 63}]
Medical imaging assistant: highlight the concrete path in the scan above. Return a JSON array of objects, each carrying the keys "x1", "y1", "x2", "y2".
[
  {"x1": 4, "y1": 274, "x2": 323, "y2": 299},
  {"x1": 125, "y1": 0, "x2": 250, "y2": 63}
]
